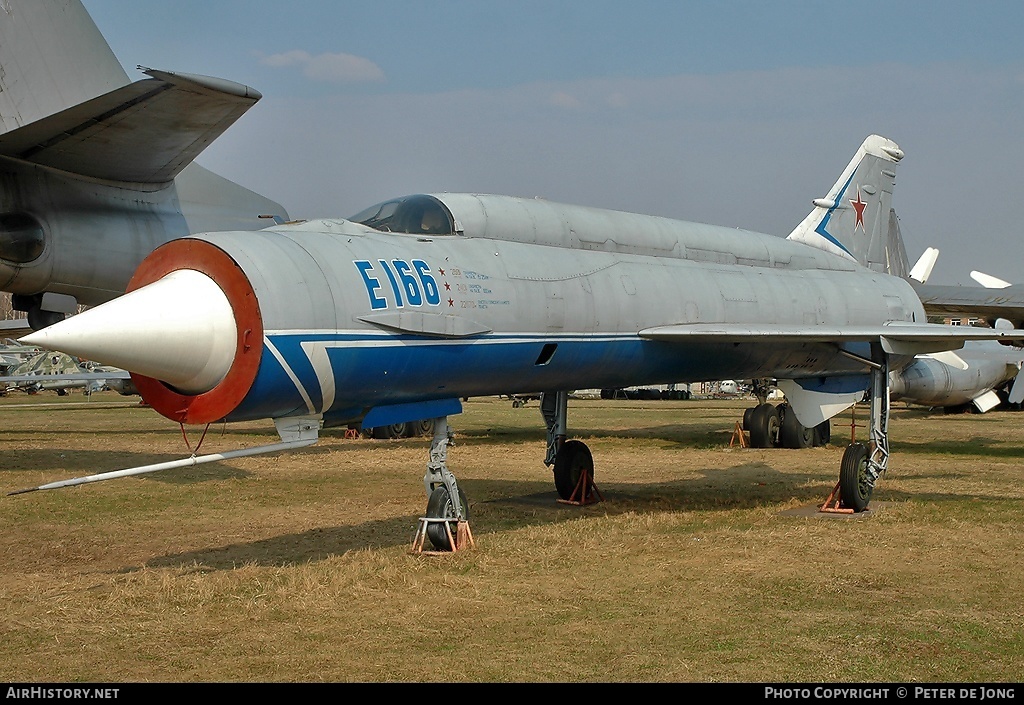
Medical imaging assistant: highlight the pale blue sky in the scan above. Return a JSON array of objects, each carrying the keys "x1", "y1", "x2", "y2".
[{"x1": 82, "y1": 1, "x2": 1024, "y2": 285}]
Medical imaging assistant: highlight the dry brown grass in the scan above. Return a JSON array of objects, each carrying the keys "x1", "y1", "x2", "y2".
[{"x1": 0, "y1": 393, "x2": 1022, "y2": 682}]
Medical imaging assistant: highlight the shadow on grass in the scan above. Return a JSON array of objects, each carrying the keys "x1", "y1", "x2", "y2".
[
  {"x1": 132, "y1": 459, "x2": 909, "y2": 572},
  {"x1": 891, "y1": 437, "x2": 1024, "y2": 459},
  {"x1": 2, "y1": 444, "x2": 341, "y2": 491},
  {"x1": 454, "y1": 422, "x2": 733, "y2": 447}
]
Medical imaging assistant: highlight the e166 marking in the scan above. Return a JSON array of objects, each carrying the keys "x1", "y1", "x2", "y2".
[{"x1": 354, "y1": 259, "x2": 441, "y2": 310}]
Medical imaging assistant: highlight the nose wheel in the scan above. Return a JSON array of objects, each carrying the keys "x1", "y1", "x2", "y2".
[
  {"x1": 553, "y1": 439, "x2": 602, "y2": 504},
  {"x1": 416, "y1": 416, "x2": 474, "y2": 552}
]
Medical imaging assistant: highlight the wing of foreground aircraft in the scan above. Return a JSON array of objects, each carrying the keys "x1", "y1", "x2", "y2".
[
  {"x1": 20, "y1": 134, "x2": 1024, "y2": 552},
  {"x1": 0, "y1": 0, "x2": 288, "y2": 329}
]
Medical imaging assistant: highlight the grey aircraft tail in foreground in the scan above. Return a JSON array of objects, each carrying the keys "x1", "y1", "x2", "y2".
[
  {"x1": 0, "y1": 0, "x2": 287, "y2": 330},
  {"x1": 21, "y1": 134, "x2": 1024, "y2": 550}
]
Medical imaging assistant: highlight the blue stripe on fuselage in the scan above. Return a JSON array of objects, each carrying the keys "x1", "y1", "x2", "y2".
[
  {"x1": 228, "y1": 331, "x2": 718, "y2": 422},
  {"x1": 225, "y1": 330, "x2": 874, "y2": 423}
]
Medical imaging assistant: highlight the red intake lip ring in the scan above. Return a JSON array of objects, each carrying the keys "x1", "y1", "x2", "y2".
[{"x1": 126, "y1": 238, "x2": 263, "y2": 425}]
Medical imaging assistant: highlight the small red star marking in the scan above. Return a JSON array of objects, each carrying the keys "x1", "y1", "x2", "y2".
[
  {"x1": 447, "y1": 298, "x2": 454, "y2": 307},
  {"x1": 438, "y1": 268, "x2": 445, "y2": 276},
  {"x1": 444, "y1": 282, "x2": 451, "y2": 291},
  {"x1": 850, "y1": 188, "x2": 867, "y2": 232}
]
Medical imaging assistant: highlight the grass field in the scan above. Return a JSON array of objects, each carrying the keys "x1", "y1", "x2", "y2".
[{"x1": 1, "y1": 392, "x2": 1022, "y2": 682}]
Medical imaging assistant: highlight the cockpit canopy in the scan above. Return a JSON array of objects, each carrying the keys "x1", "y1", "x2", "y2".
[{"x1": 349, "y1": 194, "x2": 455, "y2": 236}]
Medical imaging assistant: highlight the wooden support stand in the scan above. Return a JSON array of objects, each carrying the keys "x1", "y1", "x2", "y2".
[
  {"x1": 557, "y1": 467, "x2": 603, "y2": 506},
  {"x1": 729, "y1": 421, "x2": 749, "y2": 448},
  {"x1": 410, "y1": 517, "x2": 475, "y2": 555},
  {"x1": 848, "y1": 404, "x2": 863, "y2": 444},
  {"x1": 819, "y1": 481, "x2": 856, "y2": 514}
]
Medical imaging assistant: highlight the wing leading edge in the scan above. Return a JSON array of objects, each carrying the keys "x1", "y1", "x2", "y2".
[{"x1": 638, "y1": 321, "x2": 1024, "y2": 356}]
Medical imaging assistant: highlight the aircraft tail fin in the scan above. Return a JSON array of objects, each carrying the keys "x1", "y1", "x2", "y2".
[
  {"x1": 0, "y1": 1, "x2": 129, "y2": 135},
  {"x1": 787, "y1": 135, "x2": 906, "y2": 274},
  {"x1": 970, "y1": 270, "x2": 1012, "y2": 289},
  {"x1": 909, "y1": 247, "x2": 940, "y2": 283}
]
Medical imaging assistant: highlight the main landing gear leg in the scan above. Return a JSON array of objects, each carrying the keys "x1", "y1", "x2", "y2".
[
  {"x1": 541, "y1": 391, "x2": 601, "y2": 504},
  {"x1": 418, "y1": 416, "x2": 471, "y2": 551},
  {"x1": 828, "y1": 343, "x2": 890, "y2": 513}
]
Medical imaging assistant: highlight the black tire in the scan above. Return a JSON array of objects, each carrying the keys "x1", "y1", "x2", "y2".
[
  {"x1": 552, "y1": 440, "x2": 595, "y2": 501},
  {"x1": 413, "y1": 419, "x2": 435, "y2": 437},
  {"x1": 425, "y1": 484, "x2": 470, "y2": 551},
  {"x1": 779, "y1": 406, "x2": 814, "y2": 449},
  {"x1": 371, "y1": 422, "x2": 410, "y2": 440},
  {"x1": 814, "y1": 419, "x2": 831, "y2": 447},
  {"x1": 747, "y1": 403, "x2": 780, "y2": 448},
  {"x1": 839, "y1": 443, "x2": 872, "y2": 512},
  {"x1": 742, "y1": 406, "x2": 755, "y2": 431}
]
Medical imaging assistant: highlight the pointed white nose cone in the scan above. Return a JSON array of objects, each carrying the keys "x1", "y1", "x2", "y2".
[{"x1": 23, "y1": 270, "x2": 237, "y2": 394}]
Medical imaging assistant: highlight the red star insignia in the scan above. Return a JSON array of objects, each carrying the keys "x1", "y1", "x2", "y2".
[
  {"x1": 447, "y1": 298, "x2": 454, "y2": 307},
  {"x1": 438, "y1": 268, "x2": 445, "y2": 276},
  {"x1": 850, "y1": 188, "x2": 867, "y2": 232},
  {"x1": 444, "y1": 282, "x2": 451, "y2": 291}
]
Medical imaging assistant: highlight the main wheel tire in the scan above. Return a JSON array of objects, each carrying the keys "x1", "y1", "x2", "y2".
[
  {"x1": 413, "y1": 419, "x2": 435, "y2": 437},
  {"x1": 742, "y1": 406, "x2": 755, "y2": 431},
  {"x1": 425, "y1": 485, "x2": 470, "y2": 551},
  {"x1": 747, "y1": 403, "x2": 780, "y2": 448},
  {"x1": 839, "y1": 442, "x2": 873, "y2": 512},
  {"x1": 372, "y1": 422, "x2": 410, "y2": 440},
  {"x1": 779, "y1": 407, "x2": 814, "y2": 449},
  {"x1": 814, "y1": 419, "x2": 831, "y2": 446},
  {"x1": 552, "y1": 440, "x2": 595, "y2": 501}
]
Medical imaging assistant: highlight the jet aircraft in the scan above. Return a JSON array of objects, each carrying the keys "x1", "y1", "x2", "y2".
[
  {"x1": 890, "y1": 340, "x2": 1024, "y2": 413},
  {"x1": 893, "y1": 255, "x2": 1024, "y2": 413},
  {"x1": 0, "y1": 0, "x2": 287, "y2": 330},
  {"x1": 19, "y1": 134, "x2": 1024, "y2": 551},
  {"x1": 0, "y1": 339, "x2": 132, "y2": 396}
]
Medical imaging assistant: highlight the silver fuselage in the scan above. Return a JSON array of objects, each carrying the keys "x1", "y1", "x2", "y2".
[{"x1": 188, "y1": 195, "x2": 925, "y2": 423}]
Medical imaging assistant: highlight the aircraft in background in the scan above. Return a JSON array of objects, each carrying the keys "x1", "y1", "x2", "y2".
[
  {"x1": 0, "y1": 0, "x2": 287, "y2": 331},
  {"x1": 889, "y1": 339, "x2": 1024, "y2": 413},
  {"x1": 970, "y1": 271, "x2": 1011, "y2": 289},
  {"x1": 913, "y1": 278, "x2": 1024, "y2": 330},
  {"x1": 21, "y1": 134, "x2": 1024, "y2": 551},
  {"x1": 0, "y1": 339, "x2": 133, "y2": 397},
  {"x1": 893, "y1": 255, "x2": 1024, "y2": 413}
]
